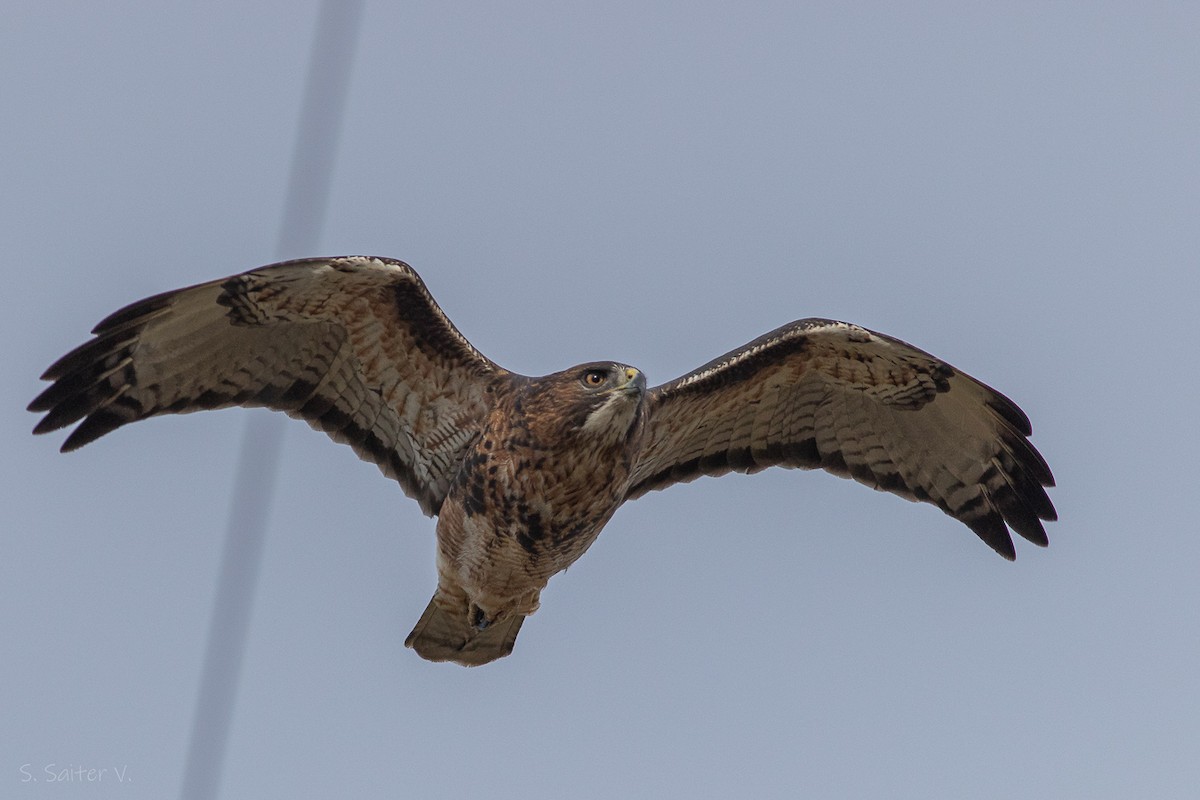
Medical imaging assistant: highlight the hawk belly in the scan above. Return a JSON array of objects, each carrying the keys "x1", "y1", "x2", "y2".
[{"x1": 404, "y1": 374, "x2": 645, "y2": 666}]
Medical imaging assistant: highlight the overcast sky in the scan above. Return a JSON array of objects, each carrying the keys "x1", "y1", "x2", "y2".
[{"x1": 4, "y1": 2, "x2": 1199, "y2": 798}]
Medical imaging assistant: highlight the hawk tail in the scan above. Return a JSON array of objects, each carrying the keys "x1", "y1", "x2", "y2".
[{"x1": 404, "y1": 591, "x2": 523, "y2": 667}]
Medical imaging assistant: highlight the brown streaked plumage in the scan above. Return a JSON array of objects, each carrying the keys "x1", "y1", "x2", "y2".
[{"x1": 30, "y1": 255, "x2": 1057, "y2": 666}]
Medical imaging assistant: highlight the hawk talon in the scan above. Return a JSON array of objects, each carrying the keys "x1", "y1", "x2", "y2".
[{"x1": 470, "y1": 605, "x2": 490, "y2": 631}]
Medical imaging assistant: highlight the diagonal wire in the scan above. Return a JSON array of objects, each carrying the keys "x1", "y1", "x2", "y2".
[{"x1": 179, "y1": 2, "x2": 365, "y2": 798}]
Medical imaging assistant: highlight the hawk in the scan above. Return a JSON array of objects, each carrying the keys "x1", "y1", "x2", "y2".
[{"x1": 30, "y1": 256, "x2": 1056, "y2": 666}]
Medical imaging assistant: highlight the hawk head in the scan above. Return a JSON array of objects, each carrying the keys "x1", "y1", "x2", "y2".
[{"x1": 519, "y1": 362, "x2": 647, "y2": 445}]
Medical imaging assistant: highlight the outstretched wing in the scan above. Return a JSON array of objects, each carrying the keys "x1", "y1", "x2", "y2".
[
  {"x1": 30, "y1": 256, "x2": 507, "y2": 515},
  {"x1": 625, "y1": 319, "x2": 1056, "y2": 559}
]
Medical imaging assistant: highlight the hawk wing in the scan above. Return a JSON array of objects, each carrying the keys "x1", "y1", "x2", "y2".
[
  {"x1": 625, "y1": 319, "x2": 1056, "y2": 559},
  {"x1": 29, "y1": 256, "x2": 506, "y2": 516}
]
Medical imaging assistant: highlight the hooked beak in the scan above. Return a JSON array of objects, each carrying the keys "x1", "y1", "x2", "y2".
[{"x1": 620, "y1": 367, "x2": 646, "y2": 396}]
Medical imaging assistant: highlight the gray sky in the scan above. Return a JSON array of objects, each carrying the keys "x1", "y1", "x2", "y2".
[{"x1": 5, "y1": 2, "x2": 1199, "y2": 798}]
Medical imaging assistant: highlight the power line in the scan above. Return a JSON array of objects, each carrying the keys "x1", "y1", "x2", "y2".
[{"x1": 179, "y1": 3, "x2": 365, "y2": 798}]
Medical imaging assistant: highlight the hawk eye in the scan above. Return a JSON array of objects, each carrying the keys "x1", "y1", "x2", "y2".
[{"x1": 582, "y1": 369, "x2": 607, "y2": 387}]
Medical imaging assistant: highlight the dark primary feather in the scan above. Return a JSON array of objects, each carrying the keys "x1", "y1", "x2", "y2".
[
  {"x1": 29, "y1": 256, "x2": 505, "y2": 516},
  {"x1": 626, "y1": 319, "x2": 1056, "y2": 559}
]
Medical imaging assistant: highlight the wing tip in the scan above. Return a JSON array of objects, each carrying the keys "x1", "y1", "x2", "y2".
[{"x1": 976, "y1": 521, "x2": 1018, "y2": 561}]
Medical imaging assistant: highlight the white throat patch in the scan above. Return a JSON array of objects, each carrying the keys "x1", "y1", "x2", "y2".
[{"x1": 581, "y1": 393, "x2": 638, "y2": 438}]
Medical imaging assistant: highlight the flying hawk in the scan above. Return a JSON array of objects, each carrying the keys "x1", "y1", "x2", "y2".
[{"x1": 30, "y1": 256, "x2": 1056, "y2": 666}]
